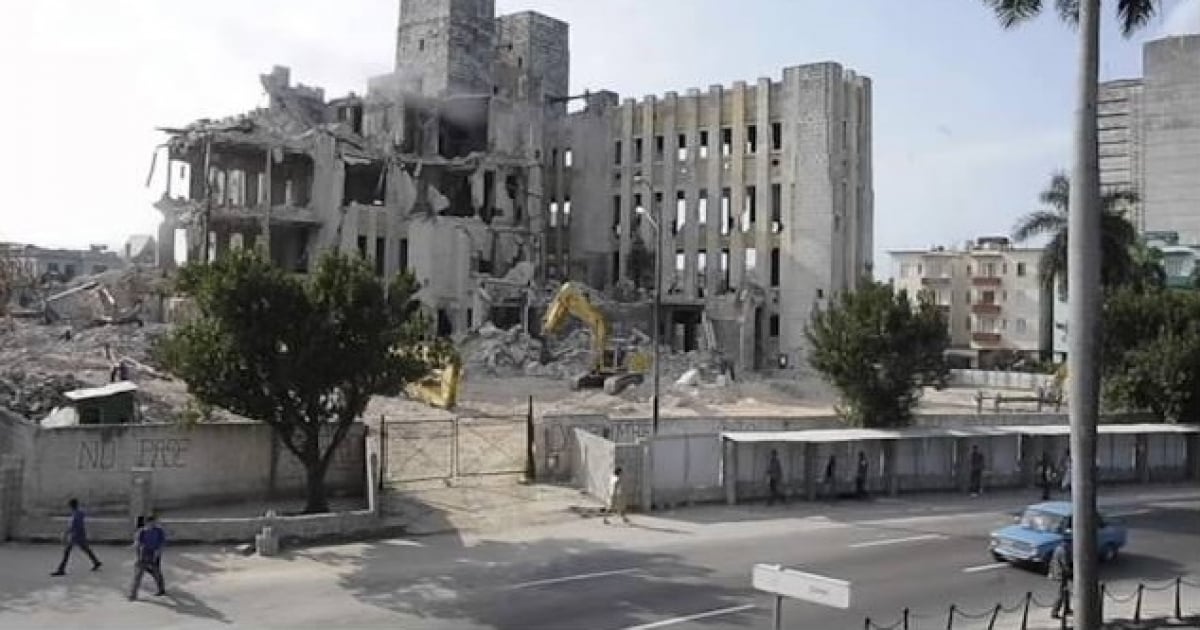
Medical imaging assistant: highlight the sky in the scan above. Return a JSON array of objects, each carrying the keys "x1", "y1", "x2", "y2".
[{"x1": 1, "y1": 0, "x2": 1198, "y2": 269}]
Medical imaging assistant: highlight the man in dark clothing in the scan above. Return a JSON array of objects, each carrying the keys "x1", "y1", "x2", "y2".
[
  {"x1": 51, "y1": 498, "x2": 102, "y2": 576},
  {"x1": 1050, "y1": 536, "x2": 1073, "y2": 619},
  {"x1": 824, "y1": 455, "x2": 838, "y2": 500},
  {"x1": 855, "y1": 451, "x2": 869, "y2": 498},
  {"x1": 969, "y1": 445, "x2": 985, "y2": 496},
  {"x1": 129, "y1": 514, "x2": 167, "y2": 600},
  {"x1": 766, "y1": 450, "x2": 785, "y2": 506},
  {"x1": 1037, "y1": 452, "x2": 1055, "y2": 501}
]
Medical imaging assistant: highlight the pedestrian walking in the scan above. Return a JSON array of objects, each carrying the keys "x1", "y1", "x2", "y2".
[
  {"x1": 51, "y1": 498, "x2": 102, "y2": 576},
  {"x1": 129, "y1": 514, "x2": 167, "y2": 600},
  {"x1": 603, "y1": 466, "x2": 630, "y2": 525},
  {"x1": 766, "y1": 450, "x2": 785, "y2": 506},
  {"x1": 968, "y1": 445, "x2": 985, "y2": 496},
  {"x1": 1049, "y1": 536, "x2": 1073, "y2": 619},
  {"x1": 823, "y1": 454, "x2": 837, "y2": 501},
  {"x1": 855, "y1": 451, "x2": 869, "y2": 498},
  {"x1": 1037, "y1": 451, "x2": 1055, "y2": 501}
]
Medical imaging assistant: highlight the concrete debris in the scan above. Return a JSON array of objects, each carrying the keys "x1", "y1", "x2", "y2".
[{"x1": 0, "y1": 370, "x2": 88, "y2": 419}]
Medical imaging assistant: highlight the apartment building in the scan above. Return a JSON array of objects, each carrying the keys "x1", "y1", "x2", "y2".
[
  {"x1": 153, "y1": 0, "x2": 872, "y2": 371},
  {"x1": 891, "y1": 237, "x2": 1046, "y2": 367}
]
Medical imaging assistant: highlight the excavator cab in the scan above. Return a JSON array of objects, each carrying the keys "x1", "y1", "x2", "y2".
[{"x1": 542, "y1": 282, "x2": 648, "y2": 395}]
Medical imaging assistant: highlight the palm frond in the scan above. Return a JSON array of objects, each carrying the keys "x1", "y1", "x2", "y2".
[
  {"x1": 1039, "y1": 232, "x2": 1067, "y2": 291},
  {"x1": 1013, "y1": 210, "x2": 1066, "y2": 243},
  {"x1": 1116, "y1": 0, "x2": 1159, "y2": 36},
  {"x1": 1101, "y1": 187, "x2": 1140, "y2": 217},
  {"x1": 983, "y1": 0, "x2": 1045, "y2": 28},
  {"x1": 1055, "y1": 0, "x2": 1080, "y2": 23},
  {"x1": 1038, "y1": 172, "x2": 1071, "y2": 210}
]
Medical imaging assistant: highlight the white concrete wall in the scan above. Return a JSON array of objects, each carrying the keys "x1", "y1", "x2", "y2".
[
  {"x1": 22, "y1": 422, "x2": 365, "y2": 513},
  {"x1": 573, "y1": 428, "x2": 615, "y2": 504},
  {"x1": 650, "y1": 434, "x2": 723, "y2": 505},
  {"x1": 950, "y1": 369, "x2": 1053, "y2": 390}
]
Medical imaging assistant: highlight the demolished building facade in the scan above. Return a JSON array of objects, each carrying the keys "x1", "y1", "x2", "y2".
[{"x1": 153, "y1": 0, "x2": 873, "y2": 372}]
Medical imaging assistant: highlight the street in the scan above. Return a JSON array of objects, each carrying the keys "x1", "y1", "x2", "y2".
[{"x1": 1, "y1": 485, "x2": 1197, "y2": 629}]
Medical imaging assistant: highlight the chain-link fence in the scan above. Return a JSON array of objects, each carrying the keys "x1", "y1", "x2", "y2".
[{"x1": 863, "y1": 575, "x2": 1200, "y2": 629}]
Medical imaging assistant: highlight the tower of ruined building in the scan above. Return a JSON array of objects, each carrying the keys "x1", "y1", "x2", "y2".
[{"x1": 394, "y1": 0, "x2": 497, "y2": 98}]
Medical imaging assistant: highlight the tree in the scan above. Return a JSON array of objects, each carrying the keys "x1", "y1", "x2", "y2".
[
  {"x1": 1011, "y1": 172, "x2": 1139, "y2": 292},
  {"x1": 159, "y1": 250, "x2": 429, "y2": 513},
  {"x1": 982, "y1": 1, "x2": 1160, "y2": 624},
  {"x1": 1102, "y1": 287, "x2": 1200, "y2": 422},
  {"x1": 805, "y1": 280, "x2": 950, "y2": 428}
]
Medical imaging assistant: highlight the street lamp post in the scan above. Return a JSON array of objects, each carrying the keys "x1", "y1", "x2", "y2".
[{"x1": 633, "y1": 175, "x2": 662, "y2": 437}]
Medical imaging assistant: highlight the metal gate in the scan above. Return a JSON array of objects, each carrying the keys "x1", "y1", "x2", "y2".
[{"x1": 382, "y1": 414, "x2": 527, "y2": 483}]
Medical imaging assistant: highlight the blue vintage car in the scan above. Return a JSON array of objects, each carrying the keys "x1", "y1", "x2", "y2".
[{"x1": 989, "y1": 501, "x2": 1128, "y2": 567}]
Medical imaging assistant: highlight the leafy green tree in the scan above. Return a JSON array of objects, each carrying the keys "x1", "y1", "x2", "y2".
[
  {"x1": 159, "y1": 251, "x2": 428, "y2": 513},
  {"x1": 805, "y1": 280, "x2": 950, "y2": 427},
  {"x1": 1102, "y1": 287, "x2": 1200, "y2": 422},
  {"x1": 1011, "y1": 172, "x2": 1139, "y2": 292}
]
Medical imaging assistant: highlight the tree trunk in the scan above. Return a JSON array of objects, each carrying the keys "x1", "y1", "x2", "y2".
[
  {"x1": 1068, "y1": 0, "x2": 1102, "y2": 626},
  {"x1": 302, "y1": 427, "x2": 330, "y2": 514}
]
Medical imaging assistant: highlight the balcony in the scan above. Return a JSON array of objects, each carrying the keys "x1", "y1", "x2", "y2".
[
  {"x1": 972, "y1": 332, "x2": 1002, "y2": 345},
  {"x1": 972, "y1": 276, "x2": 1002, "y2": 287},
  {"x1": 971, "y1": 303, "x2": 1001, "y2": 315},
  {"x1": 921, "y1": 276, "x2": 952, "y2": 286}
]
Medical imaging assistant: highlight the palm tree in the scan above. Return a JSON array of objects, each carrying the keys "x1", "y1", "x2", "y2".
[
  {"x1": 1011, "y1": 172, "x2": 1139, "y2": 293},
  {"x1": 981, "y1": 2, "x2": 1159, "y2": 625}
]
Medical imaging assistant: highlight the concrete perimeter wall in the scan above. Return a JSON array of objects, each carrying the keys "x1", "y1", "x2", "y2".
[
  {"x1": 573, "y1": 428, "x2": 615, "y2": 503},
  {"x1": 22, "y1": 422, "x2": 365, "y2": 513},
  {"x1": 950, "y1": 369, "x2": 1053, "y2": 390}
]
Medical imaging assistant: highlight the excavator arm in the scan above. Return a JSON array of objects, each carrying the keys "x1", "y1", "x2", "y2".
[
  {"x1": 399, "y1": 343, "x2": 464, "y2": 410},
  {"x1": 542, "y1": 282, "x2": 610, "y2": 372}
]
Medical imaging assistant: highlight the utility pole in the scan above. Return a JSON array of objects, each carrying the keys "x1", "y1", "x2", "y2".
[{"x1": 1068, "y1": 0, "x2": 1102, "y2": 626}]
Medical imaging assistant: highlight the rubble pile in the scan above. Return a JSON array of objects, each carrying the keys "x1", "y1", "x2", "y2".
[
  {"x1": 460, "y1": 323, "x2": 546, "y2": 377},
  {"x1": 0, "y1": 370, "x2": 88, "y2": 419}
]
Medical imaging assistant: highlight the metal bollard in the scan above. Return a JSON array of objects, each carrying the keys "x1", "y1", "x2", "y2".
[
  {"x1": 864, "y1": 618, "x2": 872, "y2": 630},
  {"x1": 1099, "y1": 583, "x2": 1105, "y2": 623},
  {"x1": 987, "y1": 604, "x2": 1001, "y2": 630},
  {"x1": 1021, "y1": 592, "x2": 1031, "y2": 630},
  {"x1": 946, "y1": 604, "x2": 956, "y2": 630},
  {"x1": 1134, "y1": 583, "x2": 1144, "y2": 622},
  {"x1": 903, "y1": 607, "x2": 910, "y2": 630}
]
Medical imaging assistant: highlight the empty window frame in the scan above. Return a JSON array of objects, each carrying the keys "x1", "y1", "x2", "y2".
[
  {"x1": 564, "y1": 148, "x2": 573, "y2": 168},
  {"x1": 771, "y1": 122, "x2": 782, "y2": 151},
  {"x1": 720, "y1": 188, "x2": 731, "y2": 235},
  {"x1": 698, "y1": 189, "x2": 708, "y2": 226},
  {"x1": 612, "y1": 196, "x2": 622, "y2": 235},
  {"x1": 699, "y1": 130, "x2": 710, "y2": 159},
  {"x1": 677, "y1": 134, "x2": 687, "y2": 161},
  {"x1": 742, "y1": 185, "x2": 756, "y2": 232},
  {"x1": 674, "y1": 191, "x2": 686, "y2": 234},
  {"x1": 770, "y1": 183, "x2": 782, "y2": 233},
  {"x1": 654, "y1": 135, "x2": 665, "y2": 161},
  {"x1": 720, "y1": 128, "x2": 733, "y2": 157},
  {"x1": 770, "y1": 248, "x2": 780, "y2": 286},
  {"x1": 614, "y1": 141, "x2": 622, "y2": 165},
  {"x1": 746, "y1": 125, "x2": 758, "y2": 154},
  {"x1": 634, "y1": 138, "x2": 644, "y2": 163}
]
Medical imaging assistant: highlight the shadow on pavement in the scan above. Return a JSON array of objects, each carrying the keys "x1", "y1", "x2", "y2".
[{"x1": 293, "y1": 496, "x2": 756, "y2": 630}]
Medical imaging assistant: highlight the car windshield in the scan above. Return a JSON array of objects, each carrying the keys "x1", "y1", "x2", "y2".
[{"x1": 1020, "y1": 509, "x2": 1065, "y2": 533}]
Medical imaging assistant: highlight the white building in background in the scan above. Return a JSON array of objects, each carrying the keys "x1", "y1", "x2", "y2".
[{"x1": 890, "y1": 236, "x2": 1048, "y2": 368}]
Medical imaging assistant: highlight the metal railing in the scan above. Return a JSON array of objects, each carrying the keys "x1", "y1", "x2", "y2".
[{"x1": 864, "y1": 575, "x2": 1200, "y2": 629}]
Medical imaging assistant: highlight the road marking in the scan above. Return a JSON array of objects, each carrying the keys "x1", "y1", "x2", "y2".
[
  {"x1": 962, "y1": 562, "x2": 1008, "y2": 574},
  {"x1": 848, "y1": 534, "x2": 945, "y2": 549},
  {"x1": 505, "y1": 568, "x2": 641, "y2": 590},
  {"x1": 621, "y1": 604, "x2": 757, "y2": 629}
]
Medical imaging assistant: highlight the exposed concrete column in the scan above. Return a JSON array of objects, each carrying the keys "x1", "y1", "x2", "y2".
[
  {"x1": 705, "y1": 85, "x2": 723, "y2": 295},
  {"x1": 681, "y1": 89, "x2": 701, "y2": 299},
  {"x1": 804, "y1": 442, "x2": 818, "y2": 501},
  {"x1": 156, "y1": 219, "x2": 177, "y2": 270},
  {"x1": 617, "y1": 99, "x2": 636, "y2": 284},
  {"x1": 754, "y1": 77, "x2": 773, "y2": 290},
  {"x1": 728, "y1": 81, "x2": 747, "y2": 289},
  {"x1": 661, "y1": 92, "x2": 678, "y2": 297}
]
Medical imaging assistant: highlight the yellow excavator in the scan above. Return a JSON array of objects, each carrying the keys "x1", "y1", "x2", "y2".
[
  {"x1": 401, "y1": 343, "x2": 464, "y2": 410},
  {"x1": 541, "y1": 282, "x2": 650, "y2": 394}
]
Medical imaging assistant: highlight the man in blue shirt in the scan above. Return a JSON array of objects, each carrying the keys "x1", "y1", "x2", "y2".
[
  {"x1": 51, "y1": 498, "x2": 102, "y2": 576},
  {"x1": 129, "y1": 514, "x2": 167, "y2": 600}
]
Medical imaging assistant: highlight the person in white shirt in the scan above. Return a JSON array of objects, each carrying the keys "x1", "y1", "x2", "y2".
[{"x1": 603, "y1": 466, "x2": 630, "y2": 525}]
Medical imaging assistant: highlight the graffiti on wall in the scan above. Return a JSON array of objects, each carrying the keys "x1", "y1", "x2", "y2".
[
  {"x1": 77, "y1": 440, "x2": 118, "y2": 470},
  {"x1": 135, "y1": 438, "x2": 190, "y2": 469}
]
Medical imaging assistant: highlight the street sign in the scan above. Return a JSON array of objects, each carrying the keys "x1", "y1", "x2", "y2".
[{"x1": 752, "y1": 563, "x2": 851, "y2": 609}]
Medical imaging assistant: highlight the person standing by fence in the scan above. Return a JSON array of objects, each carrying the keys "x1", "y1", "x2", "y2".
[
  {"x1": 603, "y1": 467, "x2": 630, "y2": 525},
  {"x1": 968, "y1": 445, "x2": 985, "y2": 497},
  {"x1": 823, "y1": 455, "x2": 838, "y2": 501},
  {"x1": 1037, "y1": 451, "x2": 1055, "y2": 501},
  {"x1": 766, "y1": 450, "x2": 785, "y2": 506},
  {"x1": 1050, "y1": 535, "x2": 1073, "y2": 619},
  {"x1": 855, "y1": 451, "x2": 869, "y2": 499},
  {"x1": 51, "y1": 498, "x2": 102, "y2": 576}
]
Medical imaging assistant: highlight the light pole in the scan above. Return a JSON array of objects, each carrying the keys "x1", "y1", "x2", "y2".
[{"x1": 633, "y1": 175, "x2": 661, "y2": 438}]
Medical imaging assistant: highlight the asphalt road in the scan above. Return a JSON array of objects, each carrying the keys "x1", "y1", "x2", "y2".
[{"x1": 1, "y1": 485, "x2": 1198, "y2": 629}]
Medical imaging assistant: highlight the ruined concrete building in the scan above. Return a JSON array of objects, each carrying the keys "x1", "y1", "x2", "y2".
[{"x1": 154, "y1": 0, "x2": 873, "y2": 371}]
